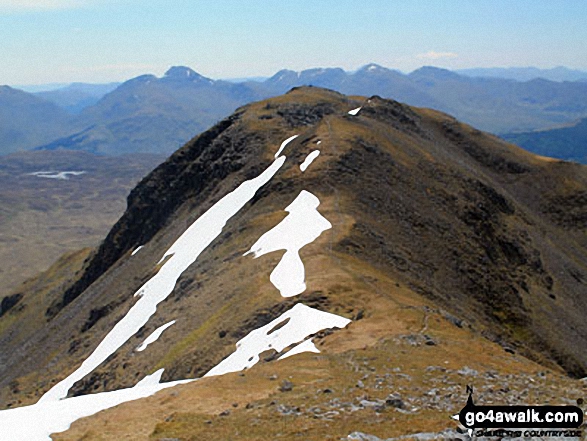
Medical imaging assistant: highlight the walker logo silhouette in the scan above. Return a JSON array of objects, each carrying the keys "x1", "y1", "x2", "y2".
[{"x1": 453, "y1": 385, "x2": 584, "y2": 438}]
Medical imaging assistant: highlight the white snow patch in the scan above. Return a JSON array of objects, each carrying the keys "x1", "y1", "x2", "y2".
[
  {"x1": 300, "y1": 150, "x2": 320, "y2": 172},
  {"x1": 136, "y1": 320, "x2": 176, "y2": 352},
  {"x1": 316, "y1": 140, "x2": 321, "y2": 145},
  {"x1": 131, "y1": 245, "x2": 143, "y2": 256},
  {"x1": 0, "y1": 369, "x2": 192, "y2": 441},
  {"x1": 38, "y1": 152, "x2": 287, "y2": 404},
  {"x1": 278, "y1": 338, "x2": 320, "y2": 360},
  {"x1": 204, "y1": 304, "x2": 349, "y2": 377},
  {"x1": 348, "y1": 107, "x2": 361, "y2": 116},
  {"x1": 244, "y1": 190, "x2": 331, "y2": 297},
  {"x1": 274, "y1": 134, "x2": 299, "y2": 158},
  {"x1": 28, "y1": 171, "x2": 86, "y2": 180}
]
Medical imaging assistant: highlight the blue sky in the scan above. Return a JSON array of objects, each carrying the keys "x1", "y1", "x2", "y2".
[{"x1": 1, "y1": 0, "x2": 586, "y2": 85}]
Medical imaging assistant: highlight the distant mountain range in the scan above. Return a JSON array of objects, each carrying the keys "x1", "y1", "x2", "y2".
[
  {"x1": 457, "y1": 66, "x2": 587, "y2": 82},
  {"x1": 2, "y1": 64, "x2": 587, "y2": 158}
]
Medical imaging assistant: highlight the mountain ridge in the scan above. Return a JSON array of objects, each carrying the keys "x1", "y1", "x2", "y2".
[
  {"x1": 1, "y1": 87, "x2": 585, "y2": 405},
  {"x1": 1, "y1": 87, "x2": 586, "y2": 439}
]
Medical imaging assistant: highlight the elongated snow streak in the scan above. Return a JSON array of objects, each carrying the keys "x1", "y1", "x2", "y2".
[
  {"x1": 278, "y1": 338, "x2": 320, "y2": 360},
  {"x1": 300, "y1": 150, "x2": 320, "y2": 172},
  {"x1": 348, "y1": 107, "x2": 361, "y2": 115},
  {"x1": 131, "y1": 245, "x2": 143, "y2": 256},
  {"x1": 38, "y1": 154, "x2": 287, "y2": 404},
  {"x1": 204, "y1": 304, "x2": 350, "y2": 377},
  {"x1": 0, "y1": 370, "x2": 192, "y2": 441},
  {"x1": 28, "y1": 171, "x2": 86, "y2": 180},
  {"x1": 274, "y1": 134, "x2": 299, "y2": 158},
  {"x1": 245, "y1": 190, "x2": 331, "y2": 297},
  {"x1": 136, "y1": 320, "x2": 176, "y2": 352}
]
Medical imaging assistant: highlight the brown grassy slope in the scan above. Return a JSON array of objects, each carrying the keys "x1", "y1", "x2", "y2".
[
  {"x1": 1, "y1": 87, "x2": 586, "y2": 411},
  {"x1": 54, "y1": 277, "x2": 586, "y2": 440}
]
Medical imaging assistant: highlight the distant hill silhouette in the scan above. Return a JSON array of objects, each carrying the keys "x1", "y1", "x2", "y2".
[
  {"x1": 35, "y1": 82, "x2": 120, "y2": 114},
  {"x1": 503, "y1": 118, "x2": 587, "y2": 163},
  {"x1": 458, "y1": 66, "x2": 587, "y2": 82},
  {"x1": 0, "y1": 86, "x2": 76, "y2": 154}
]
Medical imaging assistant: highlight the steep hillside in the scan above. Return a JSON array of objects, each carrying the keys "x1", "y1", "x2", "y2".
[
  {"x1": 0, "y1": 88, "x2": 586, "y2": 439},
  {"x1": 503, "y1": 117, "x2": 587, "y2": 164}
]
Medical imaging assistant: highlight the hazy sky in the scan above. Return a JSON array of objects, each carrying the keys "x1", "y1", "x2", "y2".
[{"x1": 1, "y1": 0, "x2": 586, "y2": 85}]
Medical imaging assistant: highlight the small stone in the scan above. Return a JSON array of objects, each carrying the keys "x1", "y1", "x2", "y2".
[
  {"x1": 359, "y1": 399, "x2": 382, "y2": 408},
  {"x1": 232, "y1": 402, "x2": 238, "y2": 408},
  {"x1": 219, "y1": 409, "x2": 230, "y2": 417},
  {"x1": 426, "y1": 366, "x2": 446, "y2": 373},
  {"x1": 347, "y1": 431, "x2": 383, "y2": 441},
  {"x1": 323, "y1": 388, "x2": 333, "y2": 394},
  {"x1": 356, "y1": 380, "x2": 365, "y2": 388},
  {"x1": 457, "y1": 366, "x2": 478, "y2": 376},
  {"x1": 385, "y1": 393, "x2": 405, "y2": 409},
  {"x1": 269, "y1": 374, "x2": 278, "y2": 381},
  {"x1": 279, "y1": 380, "x2": 293, "y2": 392}
]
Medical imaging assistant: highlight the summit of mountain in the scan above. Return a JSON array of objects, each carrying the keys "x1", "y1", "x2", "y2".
[
  {"x1": 409, "y1": 65, "x2": 463, "y2": 81},
  {"x1": 356, "y1": 63, "x2": 389, "y2": 73},
  {"x1": 1, "y1": 88, "x2": 586, "y2": 440},
  {"x1": 162, "y1": 66, "x2": 215, "y2": 85},
  {"x1": 35, "y1": 67, "x2": 262, "y2": 155}
]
